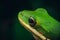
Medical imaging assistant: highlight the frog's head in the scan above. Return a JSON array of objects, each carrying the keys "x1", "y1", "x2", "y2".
[
  {"x1": 18, "y1": 8, "x2": 50, "y2": 28},
  {"x1": 18, "y1": 8, "x2": 51, "y2": 40}
]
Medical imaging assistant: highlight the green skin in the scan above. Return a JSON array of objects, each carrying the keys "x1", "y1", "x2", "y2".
[{"x1": 18, "y1": 8, "x2": 60, "y2": 40}]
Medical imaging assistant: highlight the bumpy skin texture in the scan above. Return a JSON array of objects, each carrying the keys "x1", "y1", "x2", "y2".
[{"x1": 18, "y1": 8, "x2": 60, "y2": 40}]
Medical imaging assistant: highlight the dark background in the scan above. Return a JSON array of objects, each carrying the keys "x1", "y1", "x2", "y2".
[{"x1": 0, "y1": 0, "x2": 60, "y2": 40}]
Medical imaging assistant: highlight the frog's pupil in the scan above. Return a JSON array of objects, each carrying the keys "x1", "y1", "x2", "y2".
[{"x1": 28, "y1": 17, "x2": 36, "y2": 27}]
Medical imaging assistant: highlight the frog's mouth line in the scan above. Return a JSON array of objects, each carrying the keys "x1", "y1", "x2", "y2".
[{"x1": 18, "y1": 17, "x2": 50, "y2": 40}]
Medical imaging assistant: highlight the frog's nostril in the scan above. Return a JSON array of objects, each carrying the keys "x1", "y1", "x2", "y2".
[{"x1": 20, "y1": 13, "x2": 23, "y2": 16}]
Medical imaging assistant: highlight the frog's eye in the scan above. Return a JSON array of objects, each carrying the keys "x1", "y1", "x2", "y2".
[{"x1": 28, "y1": 16, "x2": 36, "y2": 27}]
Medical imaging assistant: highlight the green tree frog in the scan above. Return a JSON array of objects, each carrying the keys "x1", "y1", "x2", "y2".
[{"x1": 18, "y1": 8, "x2": 60, "y2": 40}]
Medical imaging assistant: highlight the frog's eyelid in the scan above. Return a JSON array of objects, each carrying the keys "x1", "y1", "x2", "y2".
[{"x1": 30, "y1": 16, "x2": 35, "y2": 21}]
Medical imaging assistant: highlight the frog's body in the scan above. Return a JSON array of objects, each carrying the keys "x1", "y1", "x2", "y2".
[{"x1": 18, "y1": 8, "x2": 60, "y2": 40}]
